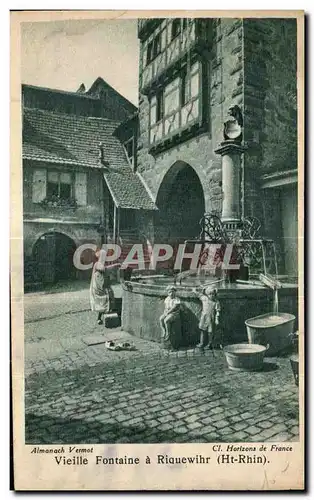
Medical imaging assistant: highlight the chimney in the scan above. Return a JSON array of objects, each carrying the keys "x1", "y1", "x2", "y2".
[
  {"x1": 98, "y1": 142, "x2": 108, "y2": 166},
  {"x1": 77, "y1": 83, "x2": 86, "y2": 93}
]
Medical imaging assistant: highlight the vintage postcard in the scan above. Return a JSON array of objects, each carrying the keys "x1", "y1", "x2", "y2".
[{"x1": 11, "y1": 10, "x2": 304, "y2": 490}]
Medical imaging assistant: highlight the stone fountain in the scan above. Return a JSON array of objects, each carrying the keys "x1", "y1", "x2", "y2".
[{"x1": 121, "y1": 105, "x2": 298, "y2": 348}]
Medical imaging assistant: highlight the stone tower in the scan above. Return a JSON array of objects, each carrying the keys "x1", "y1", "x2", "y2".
[{"x1": 136, "y1": 17, "x2": 297, "y2": 274}]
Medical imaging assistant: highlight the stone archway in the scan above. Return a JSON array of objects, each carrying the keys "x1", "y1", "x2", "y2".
[
  {"x1": 155, "y1": 161, "x2": 205, "y2": 245},
  {"x1": 32, "y1": 231, "x2": 77, "y2": 284}
]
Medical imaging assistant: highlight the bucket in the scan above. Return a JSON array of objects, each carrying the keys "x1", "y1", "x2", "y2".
[
  {"x1": 290, "y1": 354, "x2": 299, "y2": 386},
  {"x1": 245, "y1": 312, "x2": 295, "y2": 356}
]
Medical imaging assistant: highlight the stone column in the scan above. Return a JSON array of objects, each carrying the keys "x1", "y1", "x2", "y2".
[{"x1": 215, "y1": 140, "x2": 247, "y2": 231}]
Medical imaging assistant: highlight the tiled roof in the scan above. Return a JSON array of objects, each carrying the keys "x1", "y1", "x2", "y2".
[
  {"x1": 103, "y1": 169, "x2": 157, "y2": 211},
  {"x1": 23, "y1": 108, "x2": 157, "y2": 211}
]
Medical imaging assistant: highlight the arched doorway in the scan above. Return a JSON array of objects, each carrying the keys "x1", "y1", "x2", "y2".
[
  {"x1": 155, "y1": 162, "x2": 205, "y2": 245},
  {"x1": 33, "y1": 232, "x2": 77, "y2": 284}
]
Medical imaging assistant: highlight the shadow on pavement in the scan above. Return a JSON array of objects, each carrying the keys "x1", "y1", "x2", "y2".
[
  {"x1": 25, "y1": 413, "x2": 231, "y2": 444},
  {"x1": 262, "y1": 362, "x2": 279, "y2": 372},
  {"x1": 25, "y1": 352, "x2": 299, "y2": 445},
  {"x1": 25, "y1": 280, "x2": 90, "y2": 295}
]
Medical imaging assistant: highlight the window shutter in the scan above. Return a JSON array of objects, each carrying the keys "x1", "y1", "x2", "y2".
[
  {"x1": 75, "y1": 172, "x2": 87, "y2": 206},
  {"x1": 32, "y1": 169, "x2": 46, "y2": 203}
]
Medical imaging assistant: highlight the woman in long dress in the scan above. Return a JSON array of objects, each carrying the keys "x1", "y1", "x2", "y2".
[{"x1": 90, "y1": 250, "x2": 121, "y2": 325}]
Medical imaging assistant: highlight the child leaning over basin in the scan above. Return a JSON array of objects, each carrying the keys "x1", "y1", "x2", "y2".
[
  {"x1": 159, "y1": 285, "x2": 181, "y2": 349},
  {"x1": 192, "y1": 286, "x2": 221, "y2": 353}
]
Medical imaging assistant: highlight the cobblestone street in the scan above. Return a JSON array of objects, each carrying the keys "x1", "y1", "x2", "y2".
[{"x1": 24, "y1": 291, "x2": 299, "y2": 445}]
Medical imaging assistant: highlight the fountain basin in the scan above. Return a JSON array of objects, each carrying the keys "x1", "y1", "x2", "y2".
[
  {"x1": 245, "y1": 312, "x2": 295, "y2": 356},
  {"x1": 223, "y1": 343, "x2": 268, "y2": 372},
  {"x1": 122, "y1": 277, "x2": 298, "y2": 348}
]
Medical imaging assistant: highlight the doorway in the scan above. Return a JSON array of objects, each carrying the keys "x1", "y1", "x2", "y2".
[
  {"x1": 155, "y1": 161, "x2": 205, "y2": 244},
  {"x1": 33, "y1": 232, "x2": 77, "y2": 284}
]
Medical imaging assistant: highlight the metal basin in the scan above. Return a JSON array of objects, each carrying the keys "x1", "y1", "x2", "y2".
[
  {"x1": 223, "y1": 343, "x2": 268, "y2": 372},
  {"x1": 245, "y1": 312, "x2": 295, "y2": 356}
]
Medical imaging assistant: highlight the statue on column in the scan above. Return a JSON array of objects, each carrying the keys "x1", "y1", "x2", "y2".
[{"x1": 223, "y1": 105, "x2": 243, "y2": 143}]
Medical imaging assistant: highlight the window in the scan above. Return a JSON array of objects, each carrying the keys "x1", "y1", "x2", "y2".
[
  {"x1": 181, "y1": 62, "x2": 200, "y2": 105},
  {"x1": 32, "y1": 169, "x2": 87, "y2": 206},
  {"x1": 149, "y1": 61, "x2": 202, "y2": 147},
  {"x1": 181, "y1": 72, "x2": 188, "y2": 106},
  {"x1": 150, "y1": 93, "x2": 164, "y2": 125},
  {"x1": 156, "y1": 93, "x2": 164, "y2": 122},
  {"x1": 47, "y1": 171, "x2": 72, "y2": 200},
  {"x1": 146, "y1": 33, "x2": 161, "y2": 65},
  {"x1": 146, "y1": 41, "x2": 153, "y2": 65},
  {"x1": 154, "y1": 34, "x2": 161, "y2": 58},
  {"x1": 171, "y1": 18, "x2": 187, "y2": 40},
  {"x1": 171, "y1": 19, "x2": 181, "y2": 40},
  {"x1": 164, "y1": 77, "x2": 180, "y2": 115}
]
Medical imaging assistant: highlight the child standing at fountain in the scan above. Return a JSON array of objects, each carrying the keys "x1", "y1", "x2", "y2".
[
  {"x1": 193, "y1": 287, "x2": 221, "y2": 352},
  {"x1": 160, "y1": 285, "x2": 181, "y2": 349}
]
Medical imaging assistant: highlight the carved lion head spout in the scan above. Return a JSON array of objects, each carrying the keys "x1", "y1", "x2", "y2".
[{"x1": 223, "y1": 105, "x2": 243, "y2": 142}]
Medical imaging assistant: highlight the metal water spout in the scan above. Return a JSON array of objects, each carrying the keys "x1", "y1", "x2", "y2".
[
  {"x1": 259, "y1": 273, "x2": 282, "y2": 290},
  {"x1": 259, "y1": 274, "x2": 282, "y2": 315}
]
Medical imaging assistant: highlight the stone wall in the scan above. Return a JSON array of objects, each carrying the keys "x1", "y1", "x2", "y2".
[
  {"x1": 122, "y1": 282, "x2": 298, "y2": 346},
  {"x1": 23, "y1": 221, "x2": 101, "y2": 258},
  {"x1": 243, "y1": 18, "x2": 297, "y2": 223},
  {"x1": 137, "y1": 18, "x2": 297, "y2": 215}
]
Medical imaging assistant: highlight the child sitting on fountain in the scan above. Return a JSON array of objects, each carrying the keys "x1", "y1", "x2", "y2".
[
  {"x1": 160, "y1": 285, "x2": 181, "y2": 349},
  {"x1": 193, "y1": 286, "x2": 221, "y2": 353}
]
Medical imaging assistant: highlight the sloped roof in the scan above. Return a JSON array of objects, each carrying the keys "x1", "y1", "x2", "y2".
[
  {"x1": 103, "y1": 169, "x2": 157, "y2": 211},
  {"x1": 86, "y1": 77, "x2": 137, "y2": 112},
  {"x1": 22, "y1": 79, "x2": 137, "y2": 112},
  {"x1": 22, "y1": 108, "x2": 157, "y2": 211},
  {"x1": 22, "y1": 83, "x2": 99, "y2": 100}
]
